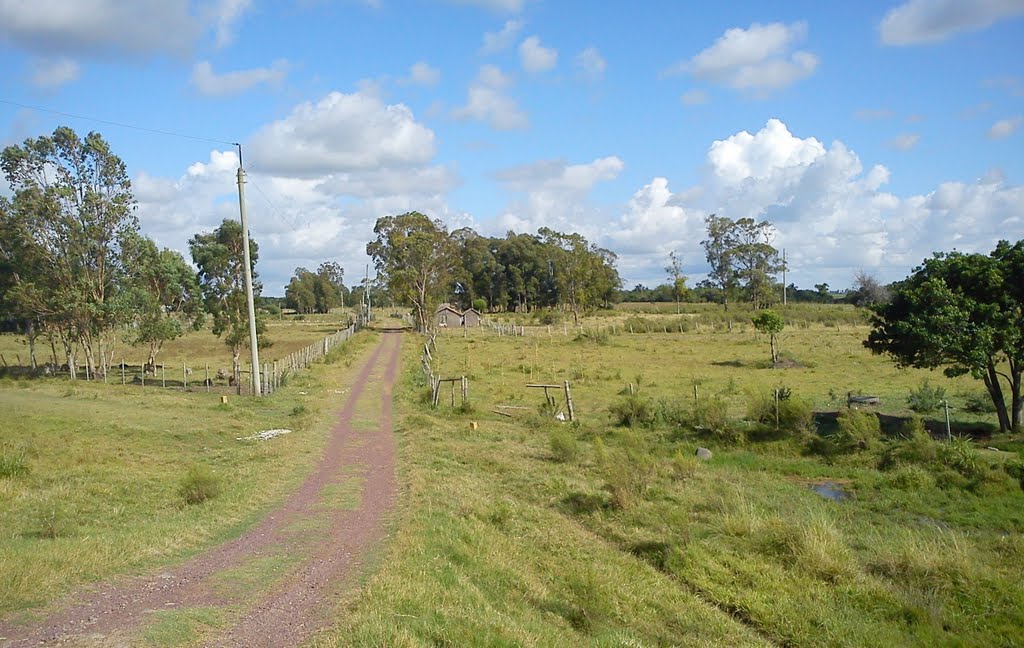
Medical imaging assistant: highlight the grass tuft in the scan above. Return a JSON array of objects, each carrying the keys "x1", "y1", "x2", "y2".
[{"x1": 178, "y1": 465, "x2": 223, "y2": 506}]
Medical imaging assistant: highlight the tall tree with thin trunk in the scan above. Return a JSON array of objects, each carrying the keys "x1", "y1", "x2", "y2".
[
  {"x1": 701, "y1": 214, "x2": 739, "y2": 311},
  {"x1": 1, "y1": 127, "x2": 138, "y2": 377},
  {"x1": 666, "y1": 250, "x2": 688, "y2": 314},
  {"x1": 367, "y1": 212, "x2": 458, "y2": 332},
  {"x1": 190, "y1": 219, "x2": 268, "y2": 380}
]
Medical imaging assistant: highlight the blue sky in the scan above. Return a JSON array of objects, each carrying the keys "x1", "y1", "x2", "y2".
[{"x1": 1, "y1": 0, "x2": 1022, "y2": 294}]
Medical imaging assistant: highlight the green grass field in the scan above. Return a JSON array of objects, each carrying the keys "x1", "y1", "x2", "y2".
[
  {"x1": 0, "y1": 326, "x2": 376, "y2": 616},
  {"x1": 321, "y1": 320, "x2": 1024, "y2": 647},
  {"x1": 2, "y1": 307, "x2": 1022, "y2": 646}
]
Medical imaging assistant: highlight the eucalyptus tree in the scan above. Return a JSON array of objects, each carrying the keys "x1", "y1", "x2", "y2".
[{"x1": 1, "y1": 127, "x2": 138, "y2": 377}]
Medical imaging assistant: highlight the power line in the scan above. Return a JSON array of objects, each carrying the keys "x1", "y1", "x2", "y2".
[
  {"x1": 247, "y1": 174, "x2": 301, "y2": 233},
  {"x1": 0, "y1": 98, "x2": 237, "y2": 147}
]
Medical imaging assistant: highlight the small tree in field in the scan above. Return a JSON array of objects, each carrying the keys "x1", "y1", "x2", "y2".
[{"x1": 752, "y1": 309, "x2": 784, "y2": 364}]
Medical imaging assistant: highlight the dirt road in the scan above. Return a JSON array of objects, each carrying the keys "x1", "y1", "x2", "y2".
[{"x1": 0, "y1": 330, "x2": 403, "y2": 648}]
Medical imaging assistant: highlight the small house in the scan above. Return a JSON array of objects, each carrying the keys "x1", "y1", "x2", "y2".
[
  {"x1": 462, "y1": 307, "x2": 482, "y2": 327},
  {"x1": 435, "y1": 303, "x2": 463, "y2": 328}
]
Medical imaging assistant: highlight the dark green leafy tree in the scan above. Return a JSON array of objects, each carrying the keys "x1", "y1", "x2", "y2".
[
  {"x1": 702, "y1": 215, "x2": 783, "y2": 310},
  {"x1": 752, "y1": 309, "x2": 785, "y2": 364},
  {"x1": 539, "y1": 228, "x2": 621, "y2": 323},
  {"x1": 367, "y1": 212, "x2": 459, "y2": 332},
  {"x1": 284, "y1": 262, "x2": 346, "y2": 314},
  {"x1": 123, "y1": 234, "x2": 204, "y2": 370},
  {"x1": 189, "y1": 219, "x2": 268, "y2": 379},
  {"x1": 865, "y1": 241, "x2": 1024, "y2": 432},
  {"x1": 1, "y1": 127, "x2": 138, "y2": 377}
]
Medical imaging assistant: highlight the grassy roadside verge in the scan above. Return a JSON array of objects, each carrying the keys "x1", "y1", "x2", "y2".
[
  {"x1": 322, "y1": 326, "x2": 1023, "y2": 647},
  {"x1": 0, "y1": 329, "x2": 377, "y2": 616}
]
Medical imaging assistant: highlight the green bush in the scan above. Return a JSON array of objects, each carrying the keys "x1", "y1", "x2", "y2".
[
  {"x1": 1004, "y1": 460, "x2": 1024, "y2": 490},
  {"x1": 654, "y1": 398, "x2": 689, "y2": 428},
  {"x1": 938, "y1": 436, "x2": 983, "y2": 480},
  {"x1": 550, "y1": 428, "x2": 579, "y2": 463},
  {"x1": 886, "y1": 464, "x2": 936, "y2": 490},
  {"x1": 829, "y1": 408, "x2": 880, "y2": 452},
  {"x1": 879, "y1": 417, "x2": 937, "y2": 470},
  {"x1": 745, "y1": 388, "x2": 813, "y2": 432},
  {"x1": 962, "y1": 391, "x2": 997, "y2": 413},
  {"x1": 178, "y1": 465, "x2": 223, "y2": 505},
  {"x1": 693, "y1": 397, "x2": 741, "y2": 444},
  {"x1": 609, "y1": 395, "x2": 655, "y2": 427},
  {"x1": 906, "y1": 379, "x2": 947, "y2": 413}
]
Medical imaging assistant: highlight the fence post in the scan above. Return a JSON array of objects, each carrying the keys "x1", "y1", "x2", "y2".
[
  {"x1": 162, "y1": 364, "x2": 166, "y2": 388},
  {"x1": 121, "y1": 360, "x2": 125, "y2": 385},
  {"x1": 206, "y1": 363, "x2": 210, "y2": 392},
  {"x1": 564, "y1": 380, "x2": 575, "y2": 422},
  {"x1": 183, "y1": 362, "x2": 187, "y2": 389}
]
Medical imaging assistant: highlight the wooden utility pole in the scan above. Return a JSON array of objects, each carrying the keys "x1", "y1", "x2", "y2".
[
  {"x1": 236, "y1": 145, "x2": 261, "y2": 396},
  {"x1": 782, "y1": 248, "x2": 787, "y2": 306}
]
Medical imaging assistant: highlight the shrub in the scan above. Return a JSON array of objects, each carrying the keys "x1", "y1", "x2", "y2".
[
  {"x1": 906, "y1": 379, "x2": 947, "y2": 413},
  {"x1": 0, "y1": 447, "x2": 31, "y2": 478},
  {"x1": 671, "y1": 451, "x2": 700, "y2": 480},
  {"x1": 1005, "y1": 460, "x2": 1024, "y2": 490},
  {"x1": 693, "y1": 397, "x2": 741, "y2": 444},
  {"x1": 609, "y1": 395, "x2": 655, "y2": 427},
  {"x1": 828, "y1": 408, "x2": 881, "y2": 452},
  {"x1": 879, "y1": 417, "x2": 938, "y2": 470},
  {"x1": 886, "y1": 464, "x2": 936, "y2": 490},
  {"x1": 654, "y1": 398, "x2": 689, "y2": 428},
  {"x1": 938, "y1": 436, "x2": 983, "y2": 480},
  {"x1": 745, "y1": 388, "x2": 813, "y2": 432},
  {"x1": 597, "y1": 431, "x2": 657, "y2": 509},
  {"x1": 550, "y1": 428, "x2": 579, "y2": 463},
  {"x1": 178, "y1": 465, "x2": 223, "y2": 505},
  {"x1": 962, "y1": 391, "x2": 997, "y2": 414}
]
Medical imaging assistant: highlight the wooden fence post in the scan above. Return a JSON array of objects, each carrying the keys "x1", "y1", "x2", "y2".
[
  {"x1": 564, "y1": 380, "x2": 575, "y2": 422},
  {"x1": 121, "y1": 360, "x2": 125, "y2": 385}
]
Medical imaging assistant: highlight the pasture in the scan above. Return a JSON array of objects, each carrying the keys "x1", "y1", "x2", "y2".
[
  {"x1": 0, "y1": 326, "x2": 375, "y2": 616},
  {"x1": 327, "y1": 314, "x2": 1024, "y2": 647}
]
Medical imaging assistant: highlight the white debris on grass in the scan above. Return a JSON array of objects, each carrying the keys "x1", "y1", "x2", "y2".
[{"x1": 237, "y1": 428, "x2": 292, "y2": 441}]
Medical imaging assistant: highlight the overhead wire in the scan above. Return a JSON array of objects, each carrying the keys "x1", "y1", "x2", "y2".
[
  {"x1": 1, "y1": 98, "x2": 309, "y2": 233},
  {"x1": 0, "y1": 98, "x2": 238, "y2": 147}
]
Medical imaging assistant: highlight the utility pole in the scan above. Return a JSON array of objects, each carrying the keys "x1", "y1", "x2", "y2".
[
  {"x1": 235, "y1": 144, "x2": 261, "y2": 396},
  {"x1": 364, "y1": 263, "x2": 371, "y2": 320},
  {"x1": 782, "y1": 248, "x2": 787, "y2": 306}
]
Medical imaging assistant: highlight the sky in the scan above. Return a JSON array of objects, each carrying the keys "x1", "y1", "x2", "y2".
[{"x1": 1, "y1": 0, "x2": 1022, "y2": 295}]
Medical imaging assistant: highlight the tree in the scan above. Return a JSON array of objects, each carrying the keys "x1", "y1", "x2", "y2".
[
  {"x1": 814, "y1": 283, "x2": 832, "y2": 303},
  {"x1": 701, "y1": 214, "x2": 739, "y2": 310},
  {"x1": 367, "y1": 212, "x2": 458, "y2": 332},
  {"x1": 731, "y1": 218, "x2": 783, "y2": 309},
  {"x1": 849, "y1": 270, "x2": 890, "y2": 307},
  {"x1": 189, "y1": 219, "x2": 268, "y2": 380},
  {"x1": 665, "y1": 250, "x2": 689, "y2": 313},
  {"x1": 539, "y1": 228, "x2": 620, "y2": 323},
  {"x1": 2, "y1": 127, "x2": 138, "y2": 377},
  {"x1": 702, "y1": 215, "x2": 783, "y2": 310},
  {"x1": 865, "y1": 241, "x2": 1024, "y2": 432},
  {"x1": 124, "y1": 235, "x2": 204, "y2": 370},
  {"x1": 284, "y1": 263, "x2": 345, "y2": 314},
  {"x1": 752, "y1": 309, "x2": 785, "y2": 364}
]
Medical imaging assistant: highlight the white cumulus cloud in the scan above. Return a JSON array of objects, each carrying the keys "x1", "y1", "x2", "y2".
[
  {"x1": 480, "y1": 19, "x2": 523, "y2": 54},
  {"x1": 670, "y1": 22, "x2": 818, "y2": 92},
  {"x1": 191, "y1": 60, "x2": 289, "y2": 97},
  {"x1": 248, "y1": 90, "x2": 437, "y2": 177},
  {"x1": 452, "y1": 65, "x2": 528, "y2": 130},
  {"x1": 880, "y1": 0, "x2": 1024, "y2": 45},
  {"x1": 519, "y1": 35, "x2": 558, "y2": 73}
]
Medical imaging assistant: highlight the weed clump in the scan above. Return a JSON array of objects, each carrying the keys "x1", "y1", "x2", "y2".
[
  {"x1": 549, "y1": 428, "x2": 579, "y2": 463},
  {"x1": 830, "y1": 408, "x2": 880, "y2": 452},
  {"x1": 178, "y1": 465, "x2": 223, "y2": 505},
  {"x1": 745, "y1": 387, "x2": 814, "y2": 433},
  {"x1": 693, "y1": 397, "x2": 741, "y2": 444},
  {"x1": 608, "y1": 395, "x2": 655, "y2": 427},
  {"x1": 595, "y1": 433, "x2": 657, "y2": 509},
  {"x1": 0, "y1": 446, "x2": 31, "y2": 478},
  {"x1": 906, "y1": 379, "x2": 947, "y2": 413},
  {"x1": 939, "y1": 436, "x2": 983, "y2": 480}
]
